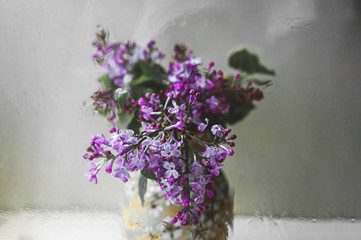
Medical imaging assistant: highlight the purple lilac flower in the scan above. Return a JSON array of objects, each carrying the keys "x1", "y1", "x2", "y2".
[
  {"x1": 147, "y1": 153, "x2": 161, "y2": 171},
  {"x1": 168, "y1": 101, "x2": 184, "y2": 115},
  {"x1": 164, "y1": 120, "x2": 185, "y2": 131},
  {"x1": 152, "y1": 51, "x2": 165, "y2": 61},
  {"x1": 128, "y1": 150, "x2": 148, "y2": 171},
  {"x1": 175, "y1": 121, "x2": 185, "y2": 130},
  {"x1": 86, "y1": 161, "x2": 103, "y2": 184},
  {"x1": 108, "y1": 129, "x2": 138, "y2": 155},
  {"x1": 191, "y1": 176, "x2": 210, "y2": 204},
  {"x1": 91, "y1": 134, "x2": 108, "y2": 146},
  {"x1": 195, "y1": 76, "x2": 214, "y2": 90},
  {"x1": 105, "y1": 159, "x2": 114, "y2": 174},
  {"x1": 88, "y1": 134, "x2": 108, "y2": 159},
  {"x1": 176, "y1": 63, "x2": 190, "y2": 79},
  {"x1": 197, "y1": 118, "x2": 209, "y2": 132},
  {"x1": 109, "y1": 132, "x2": 122, "y2": 150},
  {"x1": 141, "y1": 122, "x2": 158, "y2": 133},
  {"x1": 142, "y1": 136, "x2": 161, "y2": 148},
  {"x1": 160, "y1": 180, "x2": 182, "y2": 205},
  {"x1": 161, "y1": 143, "x2": 181, "y2": 158},
  {"x1": 140, "y1": 106, "x2": 154, "y2": 120},
  {"x1": 168, "y1": 63, "x2": 183, "y2": 83},
  {"x1": 202, "y1": 146, "x2": 224, "y2": 166},
  {"x1": 227, "y1": 149, "x2": 234, "y2": 156},
  {"x1": 120, "y1": 130, "x2": 138, "y2": 144},
  {"x1": 211, "y1": 124, "x2": 224, "y2": 137},
  {"x1": 113, "y1": 165, "x2": 130, "y2": 183},
  {"x1": 103, "y1": 55, "x2": 126, "y2": 79},
  {"x1": 86, "y1": 163, "x2": 98, "y2": 183},
  {"x1": 129, "y1": 45, "x2": 147, "y2": 63},
  {"x1": 208, "y1": 164, "x2": 223, "y2": 176},
  {"x1": 163, "y1": 162, "x2": 179, "y2": 179},
  {"x1": 138, "y1": 97, "x2": 147, "y2": 106},
  {"x1": 185, "y1": 55, "x2": 202, "y2": 66},
  {"x1": 190, "y1": 161, "x2": 204, "y2": 177},
  {"x1": 205, "y1": 95, "x2": 220, "y2": 113}
]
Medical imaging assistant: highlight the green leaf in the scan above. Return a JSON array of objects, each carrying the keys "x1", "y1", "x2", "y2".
[
  {"x1": 228, "y1": 49, "x2": 275, "y2": 76},
  {"x1": 138, "y1": 175, "x2": 147, "y2": 207},
  {"x1": 131, "y1": 61, "x2": 157, "y2": 79},
  {"x1": 98, "y1": 74, "x2": 114, "y2": 90},
  {"x1": 117, "y1": 111, "x2": 128, "y2": 124},
  {"x1": 141, "y1": 169, "x2": 158, "y2": 181},
  {"x1": 128, "y1": 74, "x2": 155, "y2": 87},
  {"x1": 128, "y1": 60, "x2": 164, "y2": 89},
  {"x1": 127, "y1": 112, "x2": 141, "y2": 133}
]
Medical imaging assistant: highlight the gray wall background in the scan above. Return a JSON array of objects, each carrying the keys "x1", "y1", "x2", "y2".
[{"x1": 0, "y1": 0, "x2": 360, "y2": 218}]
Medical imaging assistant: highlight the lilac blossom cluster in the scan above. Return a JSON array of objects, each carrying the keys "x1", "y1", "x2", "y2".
[
  {"x1": 92, "y1": 34, "x2": 164, "y2": 87},
  {"x1": 84, "y1": 89, "x2": 236, "y2": 225},
  {"x1": 84, "y1": 33, "x2": 266, "y2": 225},
  {"x1": 91, "y1": 32, "x2": 165, "y2": 121}
]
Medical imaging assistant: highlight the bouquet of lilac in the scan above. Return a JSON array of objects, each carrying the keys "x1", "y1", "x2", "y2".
[{"x1": 83, "y1": 30, "x2": 274, "y2": 227}]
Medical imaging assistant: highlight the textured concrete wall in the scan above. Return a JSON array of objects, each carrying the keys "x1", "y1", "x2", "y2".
[{"x1": 0, "y1": 0, "x2": 360, "y2": 219}]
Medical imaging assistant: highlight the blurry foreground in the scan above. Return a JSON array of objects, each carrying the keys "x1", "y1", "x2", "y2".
[{"x1": 1, "y1": 208, "x2": 360, "y2": 240}]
